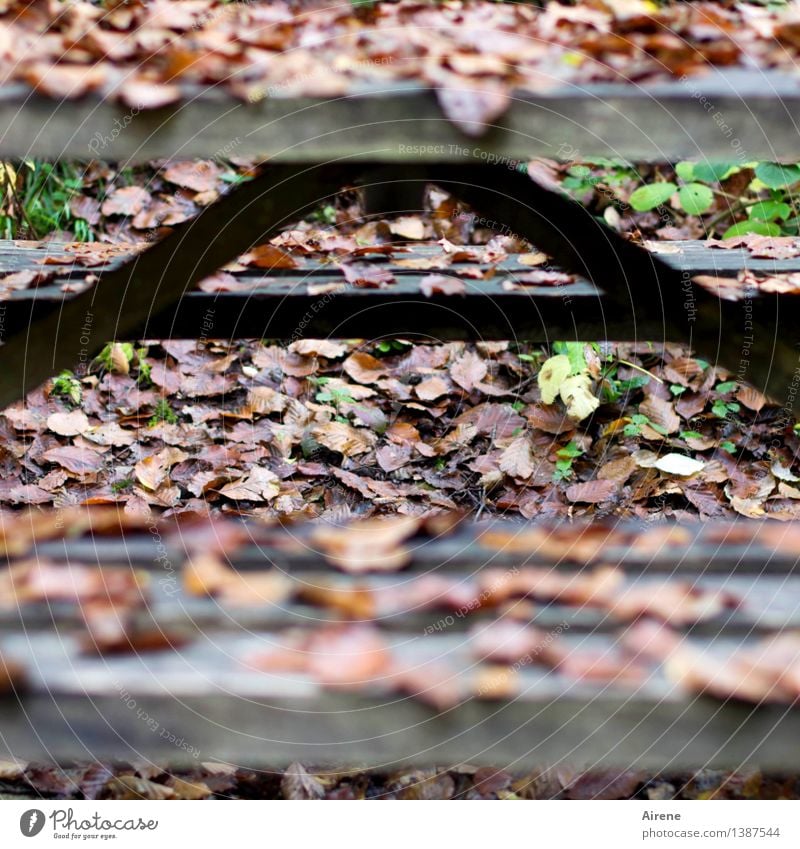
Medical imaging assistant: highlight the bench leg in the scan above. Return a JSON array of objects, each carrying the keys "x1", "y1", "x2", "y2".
[
  {"x1": 429, "y1": 163, "x2": 800, "y2": 414},
  {"x1": 0, "y1": 163, "x2": 365, "y2": 410}
]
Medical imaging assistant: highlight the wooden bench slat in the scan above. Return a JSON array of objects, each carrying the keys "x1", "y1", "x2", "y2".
[
  {"x1": 2, "y1": 573, "x2": 799, "y2": 636},
  {"x1": 2, "y1": 631, "x2": 798, "y2": 769},
  {"x1": 2, "y1": 70, "x2": 800, "y2": 162}
]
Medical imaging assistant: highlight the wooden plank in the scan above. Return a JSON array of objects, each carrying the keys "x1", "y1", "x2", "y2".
[
  {"x1": 4, "y1": 236, "x2": 796, "y2": 351},
  {"x1": 24, "y1": 521, "x2": 800, "y2": 575},
  {"x1": 2, "y1": 574, "x2": 799, "y2": 636},
  {"x1": 2, "y1": 70, "x2": 800, "y2": 162},
  {"x1": 1, "y1": 631, "x2": 798, "y2": 769},
  {"x1": 2, "y1": 240, "x2": 800, "y2": 280}
]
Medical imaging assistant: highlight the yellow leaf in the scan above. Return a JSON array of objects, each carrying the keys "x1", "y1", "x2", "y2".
[
  {"x1": 537, "y1": 355, "x2": 571, "y2": 404},
  {"x1": 559, "y1": 374, "x2": 599, "y2": 420}
]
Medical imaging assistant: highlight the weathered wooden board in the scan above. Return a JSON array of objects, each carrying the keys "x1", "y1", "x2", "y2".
[
  {"x1": 0, "y1": 239, "x2": 793, "y2": 342},
  {"x1": 1, "y1": 631, "x2": 798, "y2": 769},
  {"x1": 1, "y1": 70, "x2": 799, "y2": 162}
]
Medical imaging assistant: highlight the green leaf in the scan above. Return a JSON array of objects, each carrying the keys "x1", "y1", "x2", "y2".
[
  {"x1": 715, "y1": 381, "x2": 738, "y2": 393},
  {"x1": 722, "y1": 220, "x2": 782, "y2": 239},
  {"x1": 748, "y1": 200, "x2": 791, "y2": 222},
  {"x1": 692, "y1": 162, "x2": 738, "y2": 183},
  {"x1": 712, "y1": 400, "x2": 732, "y2": 419},
  {"x1": 556, "y1": 441, "x2": 583, "y2": 459},
  {"x1": 552, "y1": 341, "x2": 587, "y2": 375},
  {"x1": 680, "y1": 430, "x2": 703, "y2": 440},
  {"x1": 629, "y1": 182, "x2": 677, "y2": 211},
  {"x1": 678, "y1": 183, "x2": 714, "y2": 215},
  {"x1": 720, "y1": 440, "x2": 737, "y2": 454},
  {"x1": 670, "y1": 384, "x2": 686, "y2": 396},
  {"x1": 754, "y1": 162, "x2": 800, "y2": 189},
  {"x1": 675, "y1": 161, "x2": 696, "y2": 182}
]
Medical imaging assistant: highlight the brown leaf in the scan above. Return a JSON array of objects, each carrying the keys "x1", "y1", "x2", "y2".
[
  {"x1": 47, "y1": 409, "x2": 90, "y2": 436},
  {"x1": 105, "y1": 775, "x2": 175, "y2": 800},
  {"x1": 281, "y1": 763, "x2": 325, "y2": 800},
  {"x1": 312, "y1": 421, "x2": 377, "y2": 456},
  {"x1": 41, "y1": 446, "x2": 105, "y2": 476},
  {"x1": 134, "y1": 447, "x2": 188, "y2": 491},
  {"x1": 376, "y1": 442, "x2": 412, "y2": 472},
  {"x1": 118, "y1": 80, "x2": 181, "y2": 110},
  {"x1": 24, "y1": 63, "x2": 106, "y2": 99},
  {"x1": 499, "y1": 436, "x2": 534, "y2": 479},
  {"x1": 389, "y1": 216, "x2": 426, "y2": 240},
  {"x1": 218, "y1": 466, "x2": 280, "y2": 501},
  {"x1": 565, "y1": 478, "x2": 617, "y2": 504},
  {"x1": 436, "y1": 84, "x2": 510, "y2": 137},
  {"x1": 343, "y1": 352, "x2": 388, "y2": 384},
  {"x1": 736, "y1": 383, "x2": 768, "y2": 411},
  {"x1": 419, "y1": 274, "x2": 466, "y2": 296},
  {"x1": 311, "y1": 517, "x2": 420, "y2": 573},
  {"x1": 340, "y1": 263, "x2": 395, "y2": 288},
  {"x1": 101, "y1": 186, "x2": 151, "y2": 217},
  {"x1": 450, "y1": 350, "x2": 487, "y2": 391},
  {"x1": 169, "y1": 777, "x2": 212, "y2": 800},
  {"x1": 163, "y1": 160, "x2": 223, "y2": 193},
  {"x1": 240, "y1": 244, "x2": 298, "y2": 269},
  {"x1": 639, "y1": 395, "x2": 680, "y2": 434},
  {"x1": 415, "y1": 376, "x2": 450, "y2": 401}
]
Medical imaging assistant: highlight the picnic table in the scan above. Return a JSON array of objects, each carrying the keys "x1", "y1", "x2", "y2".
[{"x1": 1, "y1": 62, "x2": 800, "y2": 771}]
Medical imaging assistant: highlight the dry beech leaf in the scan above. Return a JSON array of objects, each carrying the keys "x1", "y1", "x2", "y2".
[
  {"x1": 312, "y1": 421, "x2": 376, "y2": 456},
  {"x1": 218, "y1": 466, "x2": 280, "y2": 501},
  {"x1": 311, "y1": 517, "x2": 420, "y2": 573},
  {"x1": 389, "y1": 216, "x2": 426, "y2": 240},
  {"x1": 436, "y1": 84, "x2": 510, "y2": 137},
  {"x1": 281, "y1": 763, "x2": 326, "y2": 800},
  {"x1": 420, "y1": 274, "x2": 466, "y2": 296},
  {"x1": 105, "y1": 775, "x2": 175, "y2": 800},
  {"x1": 41, "y1": 446, "x2": 105, "y2": 476},
  {"x1": 639, "y1": 396, "x2": 680, "y2": 434},
  {"x1": 169, "y1": 777, "x2": 212, "y2": 800},
  {"x1": 343, "y1": 352, "x2": 388, "y2": 384},
  {"x1": 499, "y1": 436, "x2": 534, "y2": 479},
  {"x1": 240, "y1": 244, "x2": 297, "y2": 269},
  {"x1": 565, "y1": 479, "x2": 617, "y2": 504},
  {"x1": 47, "y1": 409, "x2": 90, "y2": 436},
  {"x1": 415, "y1": 376, "x2": 450, "y2": 401},
  {"x1": 101, "y1": 186, "x2": 151, "y2": 217},
  {"x1": 450, "y1": 350, "x2": 487, "y2": 391}
]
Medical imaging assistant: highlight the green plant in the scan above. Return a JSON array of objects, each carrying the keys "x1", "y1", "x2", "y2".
[
  {"x1": 111, "y1": 478, "x2": 134, "y2": 493},
  {"x1": 373, "y1": 339, "x2": 410, "y2": 356},
  {"x1": 51, "y1": 370, "x2": 82, "y2": 405},
  {"x1": 311, "y1": 377, "x2": 356, "y2": 410},
  {"x1": 553, "y1": 441, "x2": 583, "y2": 481},
  {"x1": 712, "y1": 381, "x2": 741, "y2": 419},
  {"x1": 625, "y1": 159, "x2": 800, "y2": 238},
  {"x1": 13, "y1": 161, "x2": 94, "y2": 241},
  {"x1": 148, "y1": 398, "x2": 179, "y2": 426}
]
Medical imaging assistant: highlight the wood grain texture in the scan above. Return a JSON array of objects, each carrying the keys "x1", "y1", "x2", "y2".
[{"x1": 0, "y1": 70, "x2": 798, "y2": 162}]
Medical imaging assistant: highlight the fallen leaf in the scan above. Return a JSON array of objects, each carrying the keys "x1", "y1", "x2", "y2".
[
  {"x1": 47, "y1": 409, "x2": 90, "y2": 436},
  {"x1": 538, "y1": 355, "x2": 571, "y2": 404},
  {"x1": 651, "y1": 453, "x2": 705, "y2": 476},
  {"x1": 218, "y1": 466, "x2": 280, "y2": 501}
]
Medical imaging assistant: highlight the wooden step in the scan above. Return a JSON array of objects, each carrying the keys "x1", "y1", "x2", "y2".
[{"x1": 1, "y1": 514, "x2": 799, "y2": 769}]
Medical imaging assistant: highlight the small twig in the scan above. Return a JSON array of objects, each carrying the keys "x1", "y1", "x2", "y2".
[
  {"x1": 616, "y1": 359, "x2": 664, "y2": 384},
  {"x1": 2, "y1": 162, "x2": 39, "y2": 239}
]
